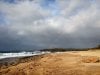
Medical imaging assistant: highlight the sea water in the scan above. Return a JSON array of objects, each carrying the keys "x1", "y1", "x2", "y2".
[{"x1": 0, "y1": 51, "x2": 50, "y2": 59}]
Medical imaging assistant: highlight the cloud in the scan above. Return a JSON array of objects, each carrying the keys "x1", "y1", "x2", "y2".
[{"x1": 0, "y1": 0, "x2": 100, "y2": 50}]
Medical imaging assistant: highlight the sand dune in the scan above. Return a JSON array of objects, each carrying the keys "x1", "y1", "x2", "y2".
[{"x1": 0, "y1": 50, "x2": 100, "y2": 75}]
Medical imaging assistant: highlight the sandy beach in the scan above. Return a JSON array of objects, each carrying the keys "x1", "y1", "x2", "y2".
[
  {"x1": 0, "y1": 0, "x2": 100, "y2": 74},
  {"x1": 0, "y1": 49, "x2": 100, "y2": 75}
]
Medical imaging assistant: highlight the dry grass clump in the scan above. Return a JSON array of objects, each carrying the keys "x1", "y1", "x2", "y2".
[{"x1": 81, "y1": 56, "x2": 100, "y2": 63}]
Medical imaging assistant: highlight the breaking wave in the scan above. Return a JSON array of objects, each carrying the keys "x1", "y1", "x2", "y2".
[{"x1": 0, "y1": 51, "x2": 50, "y2": 59}]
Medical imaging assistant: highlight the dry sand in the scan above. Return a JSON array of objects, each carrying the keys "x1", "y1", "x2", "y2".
[{"x1": 0, "y1": 49, "x2": 100, "y2": 75}]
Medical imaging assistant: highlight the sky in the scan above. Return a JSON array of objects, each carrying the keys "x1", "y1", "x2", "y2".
[{"x1": 0, "y1": 0, "x2": 100, "y2": 50}]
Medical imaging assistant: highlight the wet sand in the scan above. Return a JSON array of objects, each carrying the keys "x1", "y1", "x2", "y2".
[{"x1": 0, "y1": 50, "x2": 100, "y2": 75}]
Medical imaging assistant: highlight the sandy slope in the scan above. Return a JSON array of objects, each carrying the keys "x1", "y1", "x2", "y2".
[{"x1": 0, "y1": 50, "x2": 100, "y2": 75}]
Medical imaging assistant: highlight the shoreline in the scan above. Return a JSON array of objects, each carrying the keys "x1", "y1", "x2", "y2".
[
  {"x1": 0, "y1": 50, "x2": 100, "y2": 75},
  {"x1": 0, "y1": 53, "x2": 46, "y2": 69}
]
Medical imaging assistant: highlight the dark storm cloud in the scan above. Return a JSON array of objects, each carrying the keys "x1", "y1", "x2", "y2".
[{"x1": 0, "y1": 0, "x2": 100, "y2": 50}]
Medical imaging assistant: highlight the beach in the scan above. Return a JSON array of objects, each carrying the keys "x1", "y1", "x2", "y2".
[{"x1": 0, "y1": 50, "x2": 100, "y2": 75}]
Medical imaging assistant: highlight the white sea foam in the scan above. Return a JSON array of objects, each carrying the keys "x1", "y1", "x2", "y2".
[{"x1": 0, "y1": 51, "x2": 50, "y2": 59}]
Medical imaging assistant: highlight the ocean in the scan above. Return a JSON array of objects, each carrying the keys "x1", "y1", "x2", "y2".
[{"x1": 0, "y1": 51, "x2": 50, "y2": 59}]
